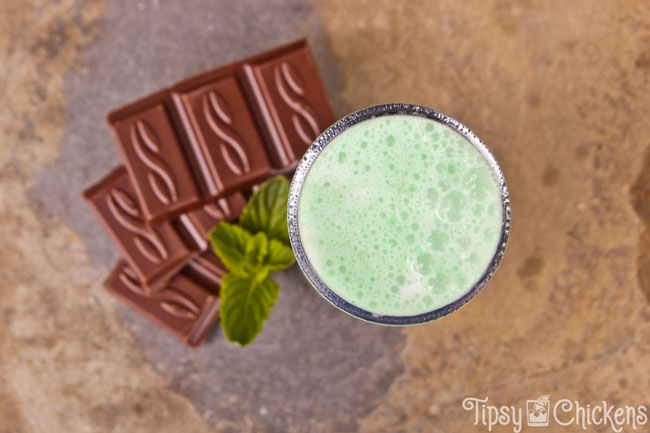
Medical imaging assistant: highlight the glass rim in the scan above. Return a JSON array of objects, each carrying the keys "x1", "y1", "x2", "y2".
[{"x1": 287, "y1": 103, "x2": 511, "y2": 326}]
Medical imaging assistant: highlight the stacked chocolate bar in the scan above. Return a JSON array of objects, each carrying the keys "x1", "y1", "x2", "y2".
[{"x1": 83, "y1": 40, "x2": 335, "y2": 347}]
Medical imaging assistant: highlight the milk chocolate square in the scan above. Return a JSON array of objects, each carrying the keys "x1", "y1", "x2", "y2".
[
  {"x1": 83, "y1": 166, "x2": 195, "y2": 290},
  {"x1": 172, "y1": 71, "x2": 272, "y2": 198},
  {"x1": 108, "y1": 91, "x2": 201, "y2": 222},
  {"x1": 105, "y1": 259, "x2": 222, "y2": 347},
  {"x1": 242, "y1": 40, "x2": 336, "y2": 169}
]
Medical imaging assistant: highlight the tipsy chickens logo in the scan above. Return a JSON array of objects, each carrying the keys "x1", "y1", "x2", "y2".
[{"x1": 462, "y1": 395, "x2": 648, "y2": 432}]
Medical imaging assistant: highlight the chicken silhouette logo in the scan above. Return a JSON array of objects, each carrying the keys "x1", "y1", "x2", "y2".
[{"x1": 527, "y1": 395, "x2": 550, "y2": 427}]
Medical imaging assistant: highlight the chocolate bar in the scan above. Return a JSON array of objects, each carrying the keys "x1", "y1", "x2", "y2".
[
  {"x1": 83, "y1": 166, "x2": 195, "y2": 290},
  {"x1": 86, "y1": 39, "x2": 335, "y2": 347},
  {"x1": 174, "y1": 193, "x2": 246, "y2": 251},
  {"x1": 105, "y1": 256, "x2": 226, "y2": 347},
  {"x1": 242, "y1": 40, "x2": 336, "y2": 169},
  {"x1": 108, "y1": 90, "x2": 201, "y2": 223},
  {"x1": 106, "y1": 39, "x2": 334, "y2": 221}
]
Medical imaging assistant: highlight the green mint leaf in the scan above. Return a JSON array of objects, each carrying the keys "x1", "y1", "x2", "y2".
[
  {"x1": 210, "y1": 223, "x2": 279, "y2": 279},
  {"x1": 244, "y1": 231, "x2": 269, "y2": 269},
  {"x1": 210, "y1": 176, "x2": 296, "y2": 347},
  {"x1": 267, "y1": 238, "x2": 295, "y2": 272},
  {"x1": 239, "y1": 176, "x2": 291, "y2": 247},
  {"x1": 209, "y1": 222, "x2": 257, "y2": 277},
  {"x1": 220, "y1": 273, "x2": 279, "y2": 346}
]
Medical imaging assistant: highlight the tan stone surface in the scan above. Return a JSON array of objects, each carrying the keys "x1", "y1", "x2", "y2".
[
  {"x1": 0, "y1": 1, "x2": 214, "y2": 432},
  {"x1": 317, "y1": 0, "x2": 650, "y2": 431}
]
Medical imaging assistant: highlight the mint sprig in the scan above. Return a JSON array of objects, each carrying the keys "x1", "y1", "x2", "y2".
[{"x1": 209, "y1": 176, "x2": 295, "y2": 346}]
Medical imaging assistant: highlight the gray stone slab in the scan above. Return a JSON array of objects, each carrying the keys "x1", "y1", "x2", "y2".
[{"x1": 29, "y1": 0, "x2": 403, "y2": 430}]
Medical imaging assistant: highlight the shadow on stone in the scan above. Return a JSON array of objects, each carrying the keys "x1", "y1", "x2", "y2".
[{"x1": 630, "y1": 145, "x2": 650, "y2": 304}]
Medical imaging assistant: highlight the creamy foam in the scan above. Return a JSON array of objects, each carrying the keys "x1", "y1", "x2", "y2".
[{"x1": 298, "y1": 114, "x2": 503, "y2": 317}]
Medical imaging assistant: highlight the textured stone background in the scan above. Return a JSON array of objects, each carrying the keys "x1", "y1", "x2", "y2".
[{"x1": 1, "y1": 0, "x2": 650, "y2": 432}]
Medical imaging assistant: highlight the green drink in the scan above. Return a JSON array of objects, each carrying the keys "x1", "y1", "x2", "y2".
[{"x1": 288, "y1": 104, "x2": 509, "y2": 324}]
